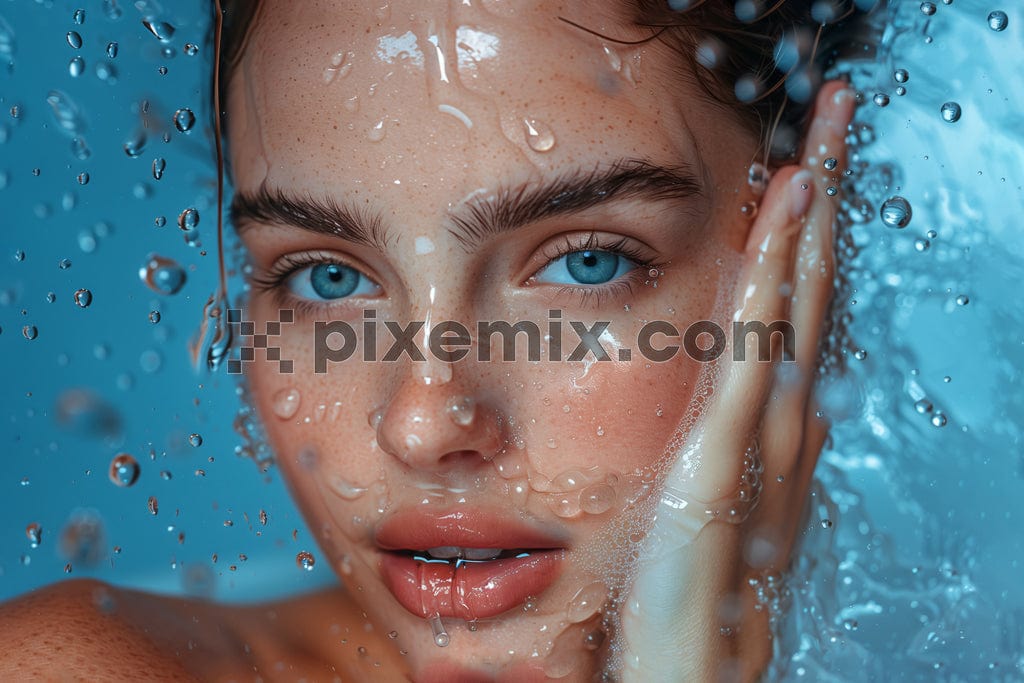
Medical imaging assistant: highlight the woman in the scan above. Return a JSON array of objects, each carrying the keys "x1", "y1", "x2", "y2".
[{"x1": 0, "y1": 1, "x2": 861, "y2": 680}]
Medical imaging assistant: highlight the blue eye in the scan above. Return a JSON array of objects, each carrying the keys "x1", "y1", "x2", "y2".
[
  {"x1": 535, "y1": 250, "x2": 634, "y2": 286},
  {"x1": 287, "y1": 262, "x2": 379, "y2": 301}
]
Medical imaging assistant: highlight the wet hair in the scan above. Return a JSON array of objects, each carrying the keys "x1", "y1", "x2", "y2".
[{"x1": 215, "y1": 0, "x2": 872, "y2": 164}]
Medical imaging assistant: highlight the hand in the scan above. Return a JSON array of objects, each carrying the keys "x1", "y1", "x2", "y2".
[{"x1": 617, "y1": 81, "x2": 857, "y2": 682}]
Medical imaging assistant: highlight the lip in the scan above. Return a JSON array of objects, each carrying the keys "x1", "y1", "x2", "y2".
[{"x1": 376, "y1": 509, "x2": 566, "y2": 620}]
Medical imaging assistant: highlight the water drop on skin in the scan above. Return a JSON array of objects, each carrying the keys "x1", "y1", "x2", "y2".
[
  {"x1": 344, "y1": 95, "x2": 359, "y2": 112},
  {"x1": 740, "y1": 201, "x2": 758, "y2": 218},
  {"x1": 73, "y1": 289, "x2": 92, "y2": 308},
  {"x1": 523, "y1": 118, "x2": 555, "y2": 152},
  {"x1": 747, "y1": 162, "x2": 770, "y2": 195},
  {"x1": 566, "y1": 581, "x2": 608, "y2": 623},
  {"x1": 296, "y1": 551, "x2": 316, "y2": 571},
  {"x1": 368, "y1": 118, "x2": 387, "y2": 142},
  {"x1": 823, "y1": 157, "x2": 838, "y2": 171},
  {"x1": 987, "y1": 10, "x2": 1008, "y2": 31},
  {"x1": 444, "y1": 395, "x2": 476, "y2": 426},
  {"x1": 429, "y1": 613, "x2": 449, "y2": 647},
  {"x1": 580, "y1": 483, "x2": 615, "y2": 515},
  {"x1": 940, "y1": 101, "x2": 961, "y2": 123},
  {"x1": 109, "y1": 453, "x2": 140, "y2": 487},
  {"x1": 880, "y1": 196, "x2": 913, "y2": 229},
  {"x1": 271, "y1": 388, "x2": 301, "y2": 420}
]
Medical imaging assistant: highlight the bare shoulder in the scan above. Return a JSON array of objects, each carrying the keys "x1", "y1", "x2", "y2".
[{"x1": 0, "y1": 578, "x2": 199, "y2": 681}]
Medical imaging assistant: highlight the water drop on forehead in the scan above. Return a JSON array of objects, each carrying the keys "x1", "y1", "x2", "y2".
[
  {"x1": 987, "y1": 10, "x2": 1008, "y2": 31},
  {"x1": 523, "y1": 118, "x2": 555, "y2": 152},
  {"x1": 880, "y1": 196, "x2": 912, "y2": 229},
  {"x1": 109, "y1": 453, "x2": 140, "y2": 487},
  {"x1": 940, "y1": 101, "x2": 961, "y2": 123},
  {"x1": 368, "y1": 118, "x2": 387, "y2": 142}
]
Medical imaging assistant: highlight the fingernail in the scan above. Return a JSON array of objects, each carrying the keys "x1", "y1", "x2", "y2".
[
  {"x1": 828, "y1": 88, "x2": 857, "y2": 136},
  {"x1": 789, "y1": 170, "x2": 814, "y2": 220}
]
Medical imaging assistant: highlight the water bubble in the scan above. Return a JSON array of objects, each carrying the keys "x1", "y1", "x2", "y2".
[
  {"x1": 68, "y1": 56, "x2": 85, "y2": 77},
  {"x1": 880, "y1": 196, "x2": 913, "y2": 228},
  {"x1": 66, "y1": 31, "x2": 83, "y2": 49},
  {"x1": 178, "y1": 207, "x2": 200, "y2": 230},
  {"x1": 106, "y1": 42, "x2": 118, "y2": 58},
  {"x1": 523, "y1": 118, "x2": 555, "y2": 152},
  {"x1": 895, "y1": 86, "x2": 907, "y2": 96},
  {"x1": 22, "y1": 325, "x2": 37, "y2": 340},
  {"x1": 894, "y1": 68, "x2": 909, "y2": 83},
  {"x1": 123, "y1": 131, "x2": 146, "y2": 157},
  {"x1": 914, "y1": 238, "x2": 931, "y2": 252},
  {"x1": 152, "y1": 157, "x2": 165, "y2": 180},
  {"x1": 872, "y1": 93, "x2": 890, "y2": 107},
  {"x1": 142, "y1": 18, "x2": 175, "y2": 42},
  {"x1": 931, "y1": 412, "x2": 948, "y2": 428},
  {"x1": 914, "y1": 398, "x2": 934, "y2": 414},
  {"x1": 940, "y1": 101, "x2": 961, "y2": 123},
  {"x1": 184, "y1": 43, "x2": 198, "y2": 56},
  {"x1": 920, "y1": 2, "x2": 936, "y2": 15},
  {"x1": 147, "y1": 496, "x2": 159, "y2": 515},
  {"x1": 823, "y1": 157, "x2": 838, "y2": 171},
  {"x1": 26, "y1": 522, "x2": 42, "y2": 548},
  {"x1": 108, "y1": 453, "x2": 140, "y2": 487},
  {"x1": 296, "y1": 551, "x2": 316, "y2": 571},
  {"x1": 173, "y1": 108, "x2": 196, "y2": 133},
  {"x1": 853, "y1": 349, "x2": 868, "y2": 360},
  {"x1": 955, "y1": 294, "x2": 969, "y2": 306},
  {"x1": 77, "y1": 172, "x2": 90, "y2": 185},
  {"x1": 73, "y1": 288, "x2": 92, "y2": 308},
  {"x1": 188, "y1": 433, "x2": 203, "y2": 447},
  {"x1": 272, "y1": 388, "x2": 302, "y2": 420},
  {"x1": 148, "y1": 310, "x2": 161, "y2": 324},
  {"x1": 987, "y1": 10, "x2": 1008, "y2": 31}
]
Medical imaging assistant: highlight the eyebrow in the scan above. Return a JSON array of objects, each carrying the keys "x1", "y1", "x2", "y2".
[
  {"x1": 447, "y1": 158, "x2": 704, "y2": 249},
  {"x1": 230, "y1": 158, "x2": 702, "y2": 251}
]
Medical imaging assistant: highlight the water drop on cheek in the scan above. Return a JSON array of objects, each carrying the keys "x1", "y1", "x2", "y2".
[{"x1": 271, "y1": 388, "x2": 301, "y2": 420}]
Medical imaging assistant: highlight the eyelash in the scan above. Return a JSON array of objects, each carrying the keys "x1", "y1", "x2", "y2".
[{"x1": 248, "y1": 234, "x2": 663, "y2": 312}]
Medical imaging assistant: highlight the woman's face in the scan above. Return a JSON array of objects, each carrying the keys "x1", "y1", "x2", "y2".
[{"x1": 230, "y1": 0, "x2": 761, "y2": 678}]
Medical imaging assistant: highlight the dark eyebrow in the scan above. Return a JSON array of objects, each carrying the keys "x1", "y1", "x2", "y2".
[
  {"x1": 230, "y1": 186, "x2": 391, "y2": 251},
  {"x1": 448, "y1": 158, "x2": 703, "y2": 249}
]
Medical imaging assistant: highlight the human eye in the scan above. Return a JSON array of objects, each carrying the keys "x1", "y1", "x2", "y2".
[
  {"x1": 534, "y1": 249, "x2": 634, "y2": 286},
  {"x1": 250, "y1": 252, "x2": 381, "y2": 309}
]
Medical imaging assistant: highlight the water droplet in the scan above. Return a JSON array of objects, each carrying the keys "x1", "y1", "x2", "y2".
[
  {"x1": 880, "y1": 196, "x2": 913, "y2": 229},
  {"x1": 894, "y1": 68, "x2": 909, "y2": 83},
  {"x1": 931, "y1": 412, "x2": 948, "y2": 428},
  {"x1": 69, "y1": 56, "x2": 86, "y2": 77},
  {"x1": 940, "y1": 101, "x2": 961, "y2": 123},
  {"x1": 147, "y1": 496, "x2": 159, "y2": 515},
  {"x1": 123, "y1": 131, "x2": 146, "y2": 157},
  {"x1": 148, "y1": 310, "x2": 161, "y2": 324},
  {"x1": 826, "y1": 186, "x2": 838, "y2": 196},
  {"x1": 26, "y1": 522, "x2": 42, "y2": 548},
  {"x1": 429, "y1": 613, "x2": 449, "y2": 647},
  {"x1": 67, "y1": 31, "x2": 83, "y2": 49},
  {"x1": 323, "y1": 51, "x2": 354, "y2": 83},
  {"x1": 60, "y1": 258, "x2": 73, "y2": 270},
  {"x1": 914, "y1": 238, "x2": 931, "y2": 252},
  {"x1": 445, "y1": 395, "x2": 476, "y2": 426},
  {"x1": 188, "y1": 433, "x2": 203, "y2": 448},
  {"x1": 823, "y1": 157, "x2": 838, "y2": 171},
  {"x1": 73, "y1": 8, "x2": 86, "y2": 24},
  {"x1": 987, "y1": 10, "x2": 1008, "y2": 31},
  {"x1": 739, "y1": 201, "x2": 758, "y2": 218},
  {"x1": 567, "y1": 582, "x2": 608, "y2": 623},
  {"x1": 523, "y1": 118, "x2": 555, "y2": 152},
  {"x1": 955, "y1": 294, "x2": 969, "y2": 306},
  {"x1": 821, "y1": 519, "x2": 833, "y2": 528},
  {"x1": 154, "y1": 215, "x2": 167, "y2": 228},
  {"x1": 178, "y1": 207, "x2": 200, "y2": 231},
  {"x1": 580, "y1": 483, "x2": 615, "y2": 515},
  {"x1": 142, "y1": 18, "x2": 175, "y2": 42},
  {"x1": 157, "y1": 65, "x2": 168, "y2": 76},
  {"x1": 895, "y1": 86, "x2": 907, "y2": 96},
  {"x1": 344, "y1": 95, "x2": 359, "y2": 112},
  {"x1": 13, "y1": 249, "x2": 25, "y2": 262},
  {"x1": 920, "y1": 2, "x2": 936, "y2": 15},
  {"x1": 259, "y1": 509, "x2": 268, "y2": 525},
  {"x1": 73, "y1": 288, "x2": 92, "y2": 308},
  {"x1": 296, "y1": 551, "x2": 316, "y2": 571},
  {"x1": 853, "y1": 349, "x2": 868, "y2": 360},
  {"x1": 151, "y1": 157, "x2": 166, "y2": 180},
  {"x1": 106, "y1": 42, "x2": 118, "y2": 58},
  {"x1": 747, "y1": 162, "x2": 770, "y2": 195},
  {"x1": 184, "y1": 43, "x2": 198, "y2": 56},
  {"x1": 269, "y1": 388, "x2": 302, "y2": 419},
  {"x1": 22, "y1": 325, "x2": 37, "y2": 340},
  {"x1": 872, "y1": 92, "x2": 889, "y2": 107},
  {"x1": 368, "y1": 118, "x2": 387, "y2": 142},
  {"x1": 173, "y1": 108, "x2": 196, "y2": 133},
  {"x1": 77, "y1": 172, "x2": 89, "y2": 185},
  {"x1": 109, "y1": 453, "x2": 140, "y2": 487}
]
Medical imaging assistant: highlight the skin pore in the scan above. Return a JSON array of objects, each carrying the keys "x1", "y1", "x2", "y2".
[
  {"x1": 0, "y1": 1, "x2": 856, "y2": 681},
  {"x1": 230, "y1": 0, "x2": 764, "y2": 679}
]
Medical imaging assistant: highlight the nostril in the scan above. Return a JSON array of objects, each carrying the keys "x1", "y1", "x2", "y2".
[{"x1": 438, "y1": 449, "x2": 485, "y2": 467}]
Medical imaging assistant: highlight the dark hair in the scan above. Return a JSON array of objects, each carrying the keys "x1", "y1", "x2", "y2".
[{"x1": 216, "y1": 0, "x2": 871, "y2": 163}]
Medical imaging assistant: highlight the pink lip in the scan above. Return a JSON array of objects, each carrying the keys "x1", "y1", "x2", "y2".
[{"x1": 375, "y1": 509, "x2": 566, "y2": 620}]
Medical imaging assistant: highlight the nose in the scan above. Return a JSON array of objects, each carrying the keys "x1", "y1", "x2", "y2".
[{"x1": 374, "y1": 378, "x2": 506, "y2": 472}]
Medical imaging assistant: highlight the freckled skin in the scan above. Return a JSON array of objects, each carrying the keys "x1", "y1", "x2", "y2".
[{"x1": 0, "y1": 2, "x2": 802, "y2": 681}]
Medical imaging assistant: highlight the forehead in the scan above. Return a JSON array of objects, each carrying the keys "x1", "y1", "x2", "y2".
[{"x1": 228, "y1": 0, "x2": 746, "y2": 206}]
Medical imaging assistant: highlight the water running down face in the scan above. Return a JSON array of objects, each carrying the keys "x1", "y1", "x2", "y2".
[{"x1": 228, "y1": 0, "x2": 767, "y2": 678}]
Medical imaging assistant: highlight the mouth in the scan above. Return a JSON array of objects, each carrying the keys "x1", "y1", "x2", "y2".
[{"x1": 376, "y1": 509, "x2": 566, "y2": 621}]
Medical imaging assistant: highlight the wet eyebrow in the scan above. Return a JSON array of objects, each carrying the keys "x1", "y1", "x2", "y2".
[
  {"x1": 230, "y1": 187, "x2": 392, "y2": 251},
  {"x1": 448, "y1": 158, "x2": 704, "y2": 249}
]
